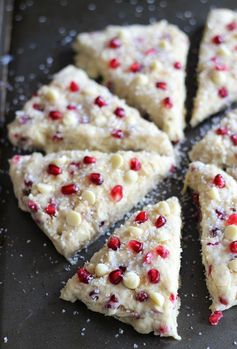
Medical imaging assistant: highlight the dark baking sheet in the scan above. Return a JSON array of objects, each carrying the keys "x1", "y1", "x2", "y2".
[{"x1": 1, "y1": 0, "x2": 237, "y2": 348}]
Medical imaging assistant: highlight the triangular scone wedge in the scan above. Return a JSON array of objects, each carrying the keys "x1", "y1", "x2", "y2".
[
  {"x1": 8, "y1": 66, "x2": 173, "y2": 156},
  {"x1": 74, "y1": 22, "x2": 189, "y2": 142},
  {"x1": 61, "y1": 197, "x2": 182, "y2": 339},
  {"x1": 185, "y1": 162, "x2": 237, "y2": 325},
  {"x1": 9, "y1": 150, "x2": 174, "y2": 261},
  {"x1": 190, "y1": 109, "x2": 237, "y2": 179},
  {"x1": 191, "y1": 9, "x2": 237, "y2": 127}
]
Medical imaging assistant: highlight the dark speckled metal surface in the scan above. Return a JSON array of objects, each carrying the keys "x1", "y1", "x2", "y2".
[{"x1": 1, "y1": 0, "x2": 237, "y2": 348}]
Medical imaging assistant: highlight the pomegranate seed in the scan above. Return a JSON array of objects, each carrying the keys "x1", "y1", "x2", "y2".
[
  {"x1": 105, "y1": 294, "x2": 119, "y2": 309},
  {"x1": 226, "y1": 213, "x2": 237, "y2": 225},
  {"x1": 130, "y1": 158, "x2": 142, "y2": 171},
  {"x1": 147, "y1": 269, "x2": 160, "y2": 283},
  {"x1": 129, "y1": 62, "x2": 142, "y2": 73},
  {"x1": 108, "y1": 269, "x2": 123, "y2": 285},
  {"x1": 144, "y1": 47, "x2": 157, "y2": 55},
  {"x1": 109, "y1": 58, "x2": 120, "y2": 69},
  {"x1": 212, "y1": 35, "x2": 224, "y2": 45},
  {"x1": 156, "y1": 245, "x2": 169, "y2": 258},
  {"x1": 69, "y1": 81, "x2": 79, "y2": 92},
  {"x1": 107, "y1": 236, "x2": 121, "y2": 250},
  {"x1": 134, "y1": 211, "x2": 148, "y2": 224},
  {"x1": 155, "y1": 81, "x2": 167, "y2": 90},
  {"x1": 226, "y1": 21, "x2": 237, "y2": 31},
  {"x1": 52, "y1": 133, "x2": 63, "y2": 142},
  {"x1": 230, "y1": 241, "x2": 237, "y2": 253},
  {"x1": 159, "y1": 326, "x2": 168, "y2": 334},
  {"x1": 135, "y1": 291, "x2": 149, "y2": 302},
  {"x1": 209, "y1": 311, "x2": 223, "y2": 326},
  {"x1": 47, "y1": 163, "x2": 62, "y2": 175},
  {"x1": 28, "y1": 200, "x2": 38, "y2": 212},
  {"x1": 89, "y1": 289, "x2": 99, "y2": 301},
  {"x1": 231, "y1": 134, "x2": 237, "y2": 145},
  {"x1": 83, "y1": 156, "x2": 96, "y2": 164},
  {"x1": 94, "y1": 96, "x2": 107, "y2": 107},
  {"x1": 169, "y1": 293, "x2": 176, "y2": 302},
  {"x1": 114, "y1": 107, "x2": 125, "y2": 118},
  {"x1": 49, "y1": 110, "x2": 62, "y2": 120},
  {"x1": 213, "y1": 174, "x2": 225, "y2": 188},
  {"x1": 128, "y1": 240, "x2": 143, "y2": 253},
  {"x1": 108, "y1": 37, "x2": 121, "y2": 48},
  {"x1": 215, "y1": 63, "x2": 228, "y2": 71},
  {"x1": 219, "y1": 297, "x2": 228, "y2": 305},
  {"x1": 162, "y1": 97, "x2": 173, "y2": 109},
  {"x1": 215, "y1": 127, "x2": 229, "y2": 135},
  {"x1": 216, "y1": 209, "x2": 227, "y2": 220},
  {"x1": 111, "y1": 129, "x2": 125, "y2": 139},
  {"x1": 173, "y1": 61, "x2": 182, "y2": 69},
  {"x1": 218, "y1": 87, "x2": 228, "y2": 98},
  {"x1": 33, "y1": 103, "x2": 44, "y2": 111},
  {"x1": 143, "y1": 251, "x2": 154, "y2": 264},
  {"x1": 44, "y1": 203, "x2": 56, "y2": 216},
  {"x1": 67, "y1": 104, "x2": 76, "y2": 110},
  {"x1": 77, "y1": 267, "x2": 92, "y2": 284},
  {"x1": 61, "y1": 183, "x2": 78, "y2": 195},
  {"x1": 88, "y1": 173, "x2": 104, "y2": 185},
  {"x1": 155, "y1": 215, "x2": 166, "y2": 228},
  {"x1": 110, "y1": 185, "x2": 123, "y2": 202}
]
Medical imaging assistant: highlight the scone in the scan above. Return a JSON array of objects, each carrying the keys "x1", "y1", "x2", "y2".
[
  {"x1": 61, "y1": 197, "x2": 182, "y2": 339},
  {"x1": 191, "y1": 9, "x2": 237, "y2": 127},
  {"x1": 9, "y1": 150, "x2": 174, "y2": 261},
  {"x1": 8, "y1": 65, "x2": 173, "y2": 156},
  {"x1": 74, "y1": 22, "x2": 189, "y2": 142},
  {"x1": 190, "y1": 108, "x2": 237, "y2": 179},
  {"x1": 185, "y1": 162, "x2": 237, "y2": 325}
]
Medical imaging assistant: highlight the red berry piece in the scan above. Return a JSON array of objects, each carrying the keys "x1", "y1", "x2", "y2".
[
  {"x1": 114, "y1": 107, "x2": 125, "y2": 118},
  {"x1": 61, "y1": 183, "x2": 78, "y2": 195},
  {"x1": 134, "y1": 211, "x2": 148, "y2": 224},
  {"x1": 173, "y1": 61, "x2": 182, "y2": 69},
  {"x1": 110, "y1": 185, "x2": 123, "y2": 202},
  {"x1": 213, "y1": 174, "x2": 225, "y2": 188},
  {"x1": 156, "y1": 81, "x2": 167, "y2": 90},
  {"x1": 52, "y1": 133, "x2": 63, "y2": 142},
  {"x1": 47, "y1": 163, "x2": 62, "y2": 176},
  {"x1": 49, "y1": 110, "x2": 62, "y2": 120},
  {"x1": 111, "y1": 129, "x2": 125, "y2": 139},
  {"x1": 135, "y1": 291, "x2": 149, "y2": 302},
  {"x1": 144, "y1": 47, "x2": 157, "y2": 55},
  {"x1": 147, "y1": 269, "x2": 160, "y2": 283},
  {"x1": 209, "y1": 311, "x2": 223, "y2": 326},
  {"x1": 69, "y1": 81, "x2": 79, "y2": 92},
  {"x1": 44, "y1": 203, "x2": 56, "y2": 216},
  {"x1": 83, "y1": 156, "x2": 96, "y2": 164},
  {"x1": 109, "y1": 58, "x2": 120, "y2": 69},
  {"x1": 88, "y1": 173, "x2": 104, "y2": 185},
  {"x1": 77, "y1": 267, "x2": 92, "y2": 284},
  {"x1": 216, "y1": 209, "x2": 227, "y2": 220},
  {"x1": 108, "y1": 269, "x2": 123, "y2": 285},
  {"x1": 155, "y1": 215, "x2": 166, "y2": 228},
  {"x1": 230, "y1": 241, "x2": 237, "y2": 253},
  {"x1": 67, "y1": 104, "x2": 77, "y2": 110},
  {"x1": 105, "y1": 294, "x2": 119, "y2": 309},
  {"x1": 108, "y1": 37, "x2": 121, "y2": 49},
  {"x1": 162, "y1": 97, "x2": 173, "y2": 109},
  {"x1": 129, "y1": 62, "x2": 142, "y2": 73},
  {"x1": 218, "y1": 87, "x2": 228, "y2": 98},
  {"x1": 226, "y1": 213, "x2": 237, "y2": 225},
  {"x1": 28, "y1": 200, "x2": 38, "y2": 212},
  {"x1": 215, "y1": 127, "x2": 229, "y2": 135},
  {"x1": 156, "y1": 245, "x2": 169, "y2": 258},
  {"x1": 159, "y1": 326, "x2": 168, "y2": 334},
  {"x1": 169, "y1": 293, "x2": 176, "y2": 302},
  {"x1": 215, "y1": 63, "x2": 228, "y2": 71},
  {"x1": 212, "y1": 35, "x2": 224, "y2": 45},
  {"x1": 219, "y1": 297, "x2": 228, "y2": 305},
  {"x1": 143, "y1": 251, "x2": 154, "y2": 264},
  {"x1": 130, "y1": 158, "x2": 142, "y2": 171},
  {"x1": 128, "y1": 240, "x2": 143, "y2": 253},
  {"x1": 107, "y1": 236, "x2": 121, "y2": 250},
  {"x1": 231, "y1": 134, "x2": 237, "y2": 145},
  {"x1": 94, "y1": 96, "x2": 107, "y2": 107},
  {"x1": 226, "y1": 21, "x2": 237, "y2": 31},
  {"x1": 33, "y1": 103, "x2": 44, "y2": 111}
]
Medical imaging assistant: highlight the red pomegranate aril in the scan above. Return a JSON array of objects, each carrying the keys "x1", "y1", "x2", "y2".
[
  {"x1": 61, "y1": 183, "x2": 78, "y2": 195},
  {"x1": 156, "y1": 245, "x2": 169, "y2": 258},
  {"x1": 111, "y1": 129, "x2": 125, "y2": 139},
  {"x1": 219, "y1": 297, "x2": 228, "y2": 305},
  {"x1": 209, "y1": 311, "x2": 223, "y2": 326},
  {"x1": 77, "y1": 267, "x2": 92, "y2": 284},
  {"x1": 130, "y1": 158, "x2": 142, "y2": 171},
  {"x1": 173, "y1": 61, "x2": 182, "y2": 70},
  {"x1": 110, "y1": 185, "x2": 123, "y2": 202},
  {"x1": 83, "y1": 156, "x2": 96, "y2": 164},
  {"x1": 107, "y1": 236, "x2": 121, "y2": 250},
  {"x1": 144, "y1": 47, "x2": 157, "y2": 55},
  {"x1": 231, "y1": 134, "x2": 237, "y2": 145},
  {"x1": 155, "y1": 215, "x2": 167, "y2": 228},
  {"x1": 169, "y1": 293, "x2": 176, "y2": 302},
  {"x1": 230, "y1": 241, "x2": 237, "y2": 253},
  {"x1": 94, "y1": 96, "x2": 107, "y2": 107},
  {"x1": 216, "y1": 209, "x2": 227, "y2": 220},
  {"x1": 108, "y1": 269, "x2": 123, "y2": 285},
  {"x1": 109, "y1": 58, "x2": 120, "y2": 69},
  {"x1": 28, "y1": 200, "x2": 38, "y2": 212},
  {"x1": 47, "y1": 163, "x2": 62, "y2": 176},
  {"x1": 226, "y1": 213, "x2": 237, "y2": 225},
  {"x1": 226, "y1": 21, "x2": 237, "y2": 31},
  {"x1": 52, "y1": 133, "x2": 63, "y2": 142},
  {"x1": 44, "y1": 203, "x2": 56, "y2": 216},
  {"x1": 134, "y1": 211, "x2": 148, "y2": 224},
  {"x1": 49, "y1": 110, "x2": 62, "y2": 120},
  {"x1": 162, "y1": 97, "x2": 173, "y2": 109},
  {"x1": 129, "y1": 62, "x2": 142, "y2": 73},
  {"x1": 156, "y1": 81, "x2": 167, "y2": 90},
  {"x1": 33, "y1": 103, "x2": 44, "y2": 111},
  {"x1": 212, "y1": 35, "x2": 224, "y2": 45},
  {"x1": 213, "y1": 174, "x2": 225, "y2": 188},
  {"x1": 135, "y1": 291, "x2": 149, "y2": 302},
  {"x1": 143, "y1": 251, "x2": 154, "y2": 264},
  {"x1": 215, "y1": 63, "x2": 228, "y2": 71},
  {"x1": 159, "y1": 326, "x2": 168, "y2": 334},
  {"x1": 114, "y1": 107, "x2": 125, "y2": 118},
  {"x1": 105, "y1": 294, "x2": 119, "y2": 309},
  {"x1": 67, "y1": 104, "x2": 77, "y2": 110},
  {"x1": 69, "y1": 81, "x2": 80, "y2": 92},
  {"x1": 215, "y1": 127, "x2": 229, "y2": 135},
  {"x1": 128, "y1": 240, "x2": 143, "y2": 253},
  {"x1": 88, "y1": 173, "x2": 104, "y2": 185},
  {"x1": 108, "y1": 37, "x2": 121, "y2": 48},
  {"x1": 218, "y1": 87, "x2": 228, "y2": 98},
  {"x1": 147, "y1": 269, "x2": 160, "y2": 283}
]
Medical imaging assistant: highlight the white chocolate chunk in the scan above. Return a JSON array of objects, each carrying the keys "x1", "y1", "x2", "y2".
[
  {"x1": 36, "y1": 183, "x2": 53, "y2": 194},
  {"x1": 82, "y1": 190, "x2": 96, "y2": 205},
  {"x1": 149, "y1": 291, "x2": 165, "y2": 310},
  {"x1": 224, "y1": 225, "x2": 237, "y2": 241},
  {"x1": 66, "y1": 210, "x2": 82, "y2": 227},
  {"x1": 228, "y1": 259, "x2": 237, "y2": 272},
  {"x1": 123, "y1": 271, "x2": 140, "y2": 289},
  {"x1": 95, "y1": 263, "x2": 109, "y2": 277},
  {"x1": 124, "y1": 170, "x2": 138, "y2": 183},
  {"x1": 111, "y1": 154, "x2": 124, "y2": 169}
]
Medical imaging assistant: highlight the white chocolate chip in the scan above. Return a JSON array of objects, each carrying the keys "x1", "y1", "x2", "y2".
[
  {"x1": 157, "y1": 201, "x2": 171, "y2": 216},
  {"x1": 159, "y1": 39, "x2": 170, "y2": 49},
  {"x1": 149, "y1": 291, "x2": 165, "y2": 310},
  {"x1": 217, "y1": 46, "x2": 231, "y2": 57},
  {"x1": 36, "y1": 183, "x2": 53, "y2": 194},
  {"x1": 123, "y1": 271, "x2": 140, "y2": 289},
  {"x1": 63, "y1": 111, "x2": 77, "y2": 127},
  {"x1": 127, "y1": 226, "x2": 143, "y2": 238},
  {"x1": 111, "y1": 154, "x2": 124, "y2": 169},
  {"x1": 66, "y1": 210, "x2": 82, "y2": 227},
  {"x1": 211, "y1": 70, "x2": 226, "y2": 85},
  {"x1": 228, "y1": 259, "x2": 237, "y2": 272},
  {"x1": 207, "y1": 187, "x2": 220, "y2": 200},
  {"x1": 212, "y1": 264, "x2": 231, "y2": 288},
  {"x1": 94, "y1": 115, "x2": 107, "y2": 126},
  {"x1": 224, "y1": 225, "x2": 237, "y2": 241},
  {"x1": 133, "y1": 74, "x2": 148, "y2": 85},
  {"x1": 95, "y1": 263, "x2": 109, "y2": 277},
  {"x1": 124, "y1": 170, "x2": 138, "y2": 183},
  {"x1": 52, "y1": 156, "x2": 67, "y2": 167},
  {"x1": 40, "y1": 86, "x2": 59, "y2": 103},
  {"x1": 82, "y1": 190, "x2": 96, "y2": 204},
  {"x1": 150, "y1": 60, "x2": 162, "y2": 72}
]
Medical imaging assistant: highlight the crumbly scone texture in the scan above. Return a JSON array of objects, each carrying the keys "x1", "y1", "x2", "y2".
[
  {"x1": 74, "y1": 21, "x2": 189, "y2": 142},
  {"x1": 9, "y1": 150, "x2": 174, "y2": 261},
  {"x1": 185, "y1": 162, "x2": 237, "y2": 313},
  {"x1": 8, "y1": 65, "x2": 173, "y2": 156},
  {"x1": 190, "y1": 109, "x2": 237, "y2": 179},
  {"x1": 61, "y1": 197, "x2": 182, "y2": 339},
  {"x1": 191, "y1": 9, "x2": 237, "y2": 127}
]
